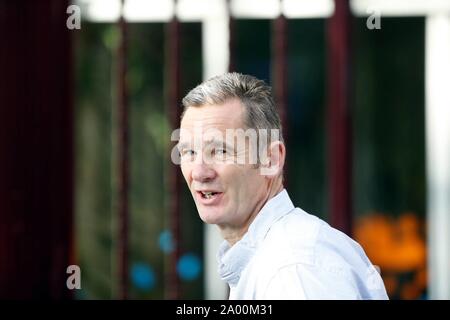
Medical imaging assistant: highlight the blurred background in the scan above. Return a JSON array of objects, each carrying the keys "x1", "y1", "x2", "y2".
[{"x1": 1, "y1": 0, "x2": 449, "y2": 300}]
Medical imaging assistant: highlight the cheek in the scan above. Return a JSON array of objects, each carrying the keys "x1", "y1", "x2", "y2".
[
  {"x1": 220, "y1": 165, "x2": 254, "y2": 192},
  {"x1": 238, "y1": 167, "x2": 265, "y2": 193},
  {"x1": 180, "y1": 164, "x2": 191, "y2": 184}
]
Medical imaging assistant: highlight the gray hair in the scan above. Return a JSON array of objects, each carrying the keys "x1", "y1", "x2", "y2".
[{"x1": 181, "y1": 72, "x2": 284, "y2": 143}]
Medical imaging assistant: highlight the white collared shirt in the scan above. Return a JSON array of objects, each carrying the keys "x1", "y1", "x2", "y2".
[{"x1": 217, "y1": 189, "x2": 389, "y2": 300}]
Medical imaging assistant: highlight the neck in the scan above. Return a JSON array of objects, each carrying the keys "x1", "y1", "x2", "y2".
[{"x1": 220, "y1": 177, "x2": 284, "y2": 246}]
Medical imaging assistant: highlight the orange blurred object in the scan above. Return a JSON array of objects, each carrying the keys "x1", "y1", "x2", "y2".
[{"x1": 354, "y1": 212, "x2": 427, "y2": 299}]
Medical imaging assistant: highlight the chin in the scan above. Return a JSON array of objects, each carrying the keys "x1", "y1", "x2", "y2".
[{"x1": 198, "y1": 208, "x2": 224, "y2": 225}]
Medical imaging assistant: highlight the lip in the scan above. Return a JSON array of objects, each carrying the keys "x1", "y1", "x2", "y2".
[{"x1": 195, "y1": 190, "x2": 224, "y2": 206}]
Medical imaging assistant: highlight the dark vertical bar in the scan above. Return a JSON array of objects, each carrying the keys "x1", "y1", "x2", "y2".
[
  {"x1": 272, "y1": 13, "x2": 288, "y2": 137},
  {"x1": 272, "y1": 8, "x2": 288, "y2": 178},
  {"x1": 326, "y1": 0, "x2": 352, "y2": 235},
  {"x1": 117, "y1": 0, "x2": 130, "y2": 300},
  {"x1": 0, "y1": 0, "x2": 73, "y2": 299},
  {"x1": 165, "y1": 10, "x2": 182, "y2": 300},
  {"x1": 227, "y1": 0, "x2": 236, "y2": 72}
]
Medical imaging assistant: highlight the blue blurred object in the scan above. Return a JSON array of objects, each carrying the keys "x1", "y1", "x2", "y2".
[
  {"x1": 177, "y1": 253, "x2": 201, "y2": 281},
  {"x1": 158, "y1": 230, "x2": 174, "y2": 253},
  {"x1": 131, "y1": 263, "x2": 156, "y2": 291}
]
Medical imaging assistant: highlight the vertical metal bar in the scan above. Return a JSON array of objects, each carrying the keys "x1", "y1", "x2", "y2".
[
  {"x1": 165, "y1": 3, "x2": 182, "y2": 300},
  {"x1": 117, "y1": 0, "x2": 130, "y2": 300},
  {"x1": 203, "y1": 0, "x2": 231, "y2": 299},
  {"x1": 272, "y1": 5, "x2": 288, "y2": 184},
  {"x1": 326, "y1": 0, "x2": 352, "y2": 235},
  {"x1": 227, "y1": 0, "x2": 235, "y2": 72},
  {"x1": 225, "y1": 0, "x2": 235, "y2": 299},
  {"x1": 426, "y1": 13, "x2": 450, "y2": 300}
]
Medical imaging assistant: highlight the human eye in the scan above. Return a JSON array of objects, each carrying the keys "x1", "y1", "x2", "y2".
[
  {"x1": 180, "y1": 148, "x2": 196, "y2": 160},
  {"x1": 215, "y1": 148, "x2": 226, "y2": 155},
  {"x1": 212, "y1": 145, "x2": 235, "y2": 163}
]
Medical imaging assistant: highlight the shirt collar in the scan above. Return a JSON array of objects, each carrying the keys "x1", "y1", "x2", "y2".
[{"x1": 217, "y1": 189, "x2": 295, "y2": 286}]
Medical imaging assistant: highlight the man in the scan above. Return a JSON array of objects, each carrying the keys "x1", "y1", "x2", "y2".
[{"x1": 177, "y1": 72, "x2": 388, "y2": 299}]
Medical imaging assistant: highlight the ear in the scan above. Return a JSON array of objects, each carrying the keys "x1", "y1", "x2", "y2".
[{"x1": 260, "y1": 141, "x2": 285, "y2": 177}]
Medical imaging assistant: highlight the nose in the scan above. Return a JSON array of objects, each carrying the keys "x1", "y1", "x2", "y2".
[{"x1": 191, "y1": 156, "x2": 217, "y2": 183}]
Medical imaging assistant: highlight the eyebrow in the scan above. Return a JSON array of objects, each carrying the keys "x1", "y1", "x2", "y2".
[
  {"x1": 177, "y1": 141, "x2": 191, "y2": 151},
  {"x1": 177, "y1": 138, "x2": 234, "y2": 151},
  {"x1": 204, "y1": 138, "x2": 234, "y2": 150}
]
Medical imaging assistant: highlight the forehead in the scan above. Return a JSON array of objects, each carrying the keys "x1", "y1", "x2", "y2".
[{"x1": 180, "y1": 99, "x2": 245, "y2": 132}]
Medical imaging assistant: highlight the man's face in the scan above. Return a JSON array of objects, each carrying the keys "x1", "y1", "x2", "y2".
[{"x1": 179, "y1": 99, "x2": 268, "y2": 229}]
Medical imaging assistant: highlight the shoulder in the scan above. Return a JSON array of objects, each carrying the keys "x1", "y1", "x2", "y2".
[
  {"x1": 264, "y1": 208, "x2": 371, "y2": 269},
  {"x1": 254, "y1": 209, "x2": 388, "y2": 299}
]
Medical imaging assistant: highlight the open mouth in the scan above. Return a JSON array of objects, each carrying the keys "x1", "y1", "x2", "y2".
[
  {"x1": 195, "y1": 190, "x2": 223, "y2": 205},
  {"x1": 199, "y1": 191, "x2": 220, "y2": 199}
]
